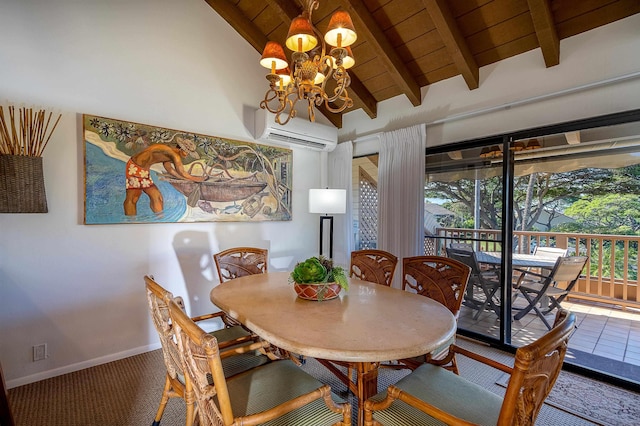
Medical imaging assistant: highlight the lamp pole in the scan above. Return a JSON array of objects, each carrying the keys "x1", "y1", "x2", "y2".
[{"x1": 309, "y1": 188, "x2": 346, "y2": 259}]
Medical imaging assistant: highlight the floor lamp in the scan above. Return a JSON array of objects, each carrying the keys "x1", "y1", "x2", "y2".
[{"x1": 309, "y1": 188, "x2": 346, "y2": 259}]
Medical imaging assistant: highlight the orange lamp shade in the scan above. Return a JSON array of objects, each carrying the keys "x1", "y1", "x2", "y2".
[
  {"x1": 259, "y1": 41, "x2": 288, "y2": 71},
  {"x1": 285, "y1": 15, "x2": 318, "y2": 52},
  {"x1": 324, "y1": 10, "x2": 357, "y2": 48}
]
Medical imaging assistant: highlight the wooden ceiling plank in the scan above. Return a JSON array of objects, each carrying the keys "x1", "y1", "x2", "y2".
[
  {"x1": 527, "y1": 0, "x2": 560, "y2": 67},
  {"x1": 339, "y1": 0, "x2": 423, "y2": 107},
  {"x1": 422, "y1": 0, "x2": 479, "y2": 90}
]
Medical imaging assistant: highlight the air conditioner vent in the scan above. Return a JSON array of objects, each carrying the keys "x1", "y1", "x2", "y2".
[{"x1": 254, "y1": 109, "x2": 338, "y2": 152}]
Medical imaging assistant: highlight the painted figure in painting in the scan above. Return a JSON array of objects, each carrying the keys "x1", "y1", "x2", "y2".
[{"x1": 124, "y1": 136, "x2": 204, "y2": 216}]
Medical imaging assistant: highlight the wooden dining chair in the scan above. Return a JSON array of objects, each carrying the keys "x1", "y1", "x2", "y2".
[
  {"x1": 145, "y1": 276, "x2": 270, "y2": 426},
  {"x1": 364, "y1": 309, "x2": 576, "y2": 426},
  {"x1": 399, "y1": 256, "x2": 471, "y2": 373},
  {"x1": 213, "y1": 247, "x2": 268, "y2": 283},
  {"x1": 168, "y1": 297, "x2": 352, "y2": 426},
  {"x1": 513, "y1": 256, "x2": 588, "y2": 329},
  {"x1": 316, "y1": 249, "x2": 398, "y2": 392},
  {"x1": 349, "y1": 249, "x2": 398, "y2": 287},
  {"x1": 446, "y1": 246, "x2": 501, "y2": 319}
]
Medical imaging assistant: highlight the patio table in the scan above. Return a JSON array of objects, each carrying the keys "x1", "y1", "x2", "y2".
[{"x1": 476, "y1": 251, "x2": 558, "y2": 269}]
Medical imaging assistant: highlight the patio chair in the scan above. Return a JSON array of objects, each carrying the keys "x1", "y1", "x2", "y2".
[
  {"x1": 349, "y1": 249, "x2": 398, "y2": 287},
  {"x1": 145, "y1": 276, "x2": 270, "y2": 426},
  {"x1": 398, "y1": 256, "x2": 471, "y2": 374},
  {"x1": 167, "y1": 297, "x2": 352, "y2": 426},
  {"x1": 446, "y1": 246, "x2": 501, "y2": 319},
  {"x1": 213, "y1": 247, "x2": 268, "y2": 283},
  {"x1": 513, "y1": 255, "x2": 588, "y2": 329},
  {"x1": 523, "y1": 246, "x2": 568, "y2": 276},
  {"x1": 363, "y1": 309, "x2": 576, "y2": 426}
]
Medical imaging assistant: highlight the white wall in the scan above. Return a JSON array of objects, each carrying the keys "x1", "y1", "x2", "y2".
[
  {"x1": 0, "y1": 0, "x2": 322, "y2": 387},
  {"x1": 342, "y1": 14, "x2": 640, "y2": 150}
]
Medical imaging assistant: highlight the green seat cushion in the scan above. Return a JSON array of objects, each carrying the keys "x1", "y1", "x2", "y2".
[
  {"x1": 211, "y1": 325, "x2": 270, "y2": 378},
  {"x1": 369, "y1": 363, "x2": 502, "y2": 426},
  {"x1": 225, "y1": 359, "x2": 346, "y2": 426},
  {"x1": 210, "y1": 324, "x2": 251, "y2": 342}
]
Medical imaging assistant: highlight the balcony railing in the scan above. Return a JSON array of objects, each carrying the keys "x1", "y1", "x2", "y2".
[{"x1": 427, "y1": 227, "x2": 640, "y2": 310}]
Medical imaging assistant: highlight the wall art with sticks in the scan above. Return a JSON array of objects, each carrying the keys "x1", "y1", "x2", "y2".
[{"x1": 83, "y1": 114, "x2": 293, "y2": 224}]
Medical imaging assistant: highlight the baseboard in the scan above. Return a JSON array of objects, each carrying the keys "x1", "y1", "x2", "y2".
[{"x1": 6, "y1": 342, "x2": 161, "y2": 389}]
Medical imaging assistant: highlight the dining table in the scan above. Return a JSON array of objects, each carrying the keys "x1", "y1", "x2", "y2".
[{"x1": 210, "y1": 271, "x2": 456, "y2": 426}]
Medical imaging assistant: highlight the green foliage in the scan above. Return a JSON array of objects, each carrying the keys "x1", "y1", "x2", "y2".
[
  {"x1": 563, "y1": 194, "x2": 640, "y2": 235},
  {"x1": 426, "y1": 164, "x2": 640, "y2": 233},
  {"x1": 290, "y1": 257, "x2": 327, "y2": 283},
  {"x1": 290, "y1": 256, "x2": 349, "y2": 291}
]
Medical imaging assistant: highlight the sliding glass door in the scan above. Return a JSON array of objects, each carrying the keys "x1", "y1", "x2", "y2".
[
  {"x1": 422, "y1": 110, "x2": 640, "y2": 387},
  {"x1": 424, "y1": 140, "x2": 505, "y2": 343}
]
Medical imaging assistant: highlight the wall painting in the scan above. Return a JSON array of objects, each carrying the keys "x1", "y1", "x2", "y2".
[{"x1": 83, "y1": 114, "x2": 292, "y2": 224}]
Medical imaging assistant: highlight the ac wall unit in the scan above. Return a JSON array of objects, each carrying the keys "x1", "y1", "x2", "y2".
[{"x1": 254, "y1": 109, "x2": 338, "y2": 152}]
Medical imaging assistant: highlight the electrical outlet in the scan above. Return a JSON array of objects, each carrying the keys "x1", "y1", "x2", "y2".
[{"x1": 33, "y1": 343, "x2": 47, "y2": 361}]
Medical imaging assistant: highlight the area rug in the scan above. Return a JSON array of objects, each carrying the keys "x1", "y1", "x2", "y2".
[{"x1": 496, "y1": 371, "x2": 640, "y2": 426}]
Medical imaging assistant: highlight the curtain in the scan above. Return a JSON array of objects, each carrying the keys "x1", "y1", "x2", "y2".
[
  {"x1": 328, "y1": 140, "x2": 354, "y2": 268},
  {"x1": 378, "y1": 124, "x2": 426, "y2": 287}
]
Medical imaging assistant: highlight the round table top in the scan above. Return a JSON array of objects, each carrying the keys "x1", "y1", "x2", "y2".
[{"x1": 210, "y1": 272, "x2": 456, "y2": 363}]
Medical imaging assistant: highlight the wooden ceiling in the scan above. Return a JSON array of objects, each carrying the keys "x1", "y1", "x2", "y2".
[{"x1": 207, "y1": 0, "x2": 640, "y2": 128}]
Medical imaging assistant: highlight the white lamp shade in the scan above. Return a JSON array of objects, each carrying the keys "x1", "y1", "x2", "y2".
[{"x1": 309, "y1": 189, "x2": 346, "y2": 214}]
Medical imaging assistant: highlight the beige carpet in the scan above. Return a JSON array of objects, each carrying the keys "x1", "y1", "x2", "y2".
[{"x1": 7, "y1": 339, "x2": 631, "y2": 425}]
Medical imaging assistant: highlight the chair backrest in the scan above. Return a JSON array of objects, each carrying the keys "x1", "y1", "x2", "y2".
[
  {"x1": 445, "y1": 246, "x2": 482, "y2": 276},
  {"x1": 549, "y1": 256, "x2": 588, "y2": 288},
  {"x1": 144, "y1": 275, "x2": 184, "y2": 382},
  {"x1": 213, "y1": 247, "x2": 268, "y2": 283},
  {"x1": 402, "y1": 256, "x2": 471, "y2": 316},
  {"x1": 533, "y1": 246, "x2": 568, "y2": 258},
  {"x1": 168, "y1": 297, "x2": 235, "y2": 426},
  {"x1": 350, "y1": 249, "x2": 398, "y2": 286},
  {"x1": 499, "y1": 309, "x2": 576, "y2": 425},
  {"x1": 449, "y1": 242, "x2": 473, "y2": 251}
]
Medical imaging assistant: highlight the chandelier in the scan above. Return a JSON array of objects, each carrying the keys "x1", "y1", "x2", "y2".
[{"x1": 259, "y1": 0, "x2": 357, "y2": 125}]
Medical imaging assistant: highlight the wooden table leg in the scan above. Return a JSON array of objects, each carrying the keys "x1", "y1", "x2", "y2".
[{"x1": 356, "y1": 362, "x2": 378, "y2": 426}]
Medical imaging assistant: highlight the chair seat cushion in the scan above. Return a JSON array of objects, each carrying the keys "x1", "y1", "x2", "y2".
[
  {"x1": 210, "y1": 324, "x2": 251, "y2": 342},
  {"x1": 212, "y1": 325, "x2": 270, "y2": 378},
  {"x1": 225, "y1": 359, "x2": 346, "y2": 426},
  {"x1": 368, "y1": 363, "x2": 502, "y2": 426},
  {"x1": 403, "y1": 334, "x2": 455, "y2": 366}
]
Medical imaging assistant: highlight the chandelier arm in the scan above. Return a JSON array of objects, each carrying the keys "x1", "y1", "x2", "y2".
[
  {"x1": 260, "y1": 88, "x2": 287, "y2": 115},
  {"x1": 274, "y1": 91, "x2": 298, "y2": 125},
  {"x1": 323, "y1": 92, "x2": 353, "y2": 113},
  {"x1": 322, "y1": 66, "x2": 351, "y2": 105}
]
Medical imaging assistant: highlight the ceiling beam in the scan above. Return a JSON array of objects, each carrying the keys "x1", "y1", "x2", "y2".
[
  {"x1": 339, "y1": 0, "x2": 422, "y2": 107},
  {"x1": 422, "y1": 0, "x2": 479, "y2": 90},
  {"x1": 267, "y1": 0, "x2": 377, "y2": 120},
  {"x1": 527, "y1": 0, "x2": 560, "y2": 67}
]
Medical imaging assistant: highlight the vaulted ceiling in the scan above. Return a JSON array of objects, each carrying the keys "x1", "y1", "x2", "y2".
[{"x1": 207, "y1": 0, "x2": 640, "y2": 128}]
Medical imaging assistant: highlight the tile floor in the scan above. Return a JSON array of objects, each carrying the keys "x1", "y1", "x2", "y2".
[{"x1": 458, "y1": 296, "x2": 640, "y2": 367}]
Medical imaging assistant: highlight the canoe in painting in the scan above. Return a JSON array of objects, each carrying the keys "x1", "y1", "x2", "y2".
[{"x1": 159, "y1": 174, "x2": 267, "y2": 203}]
